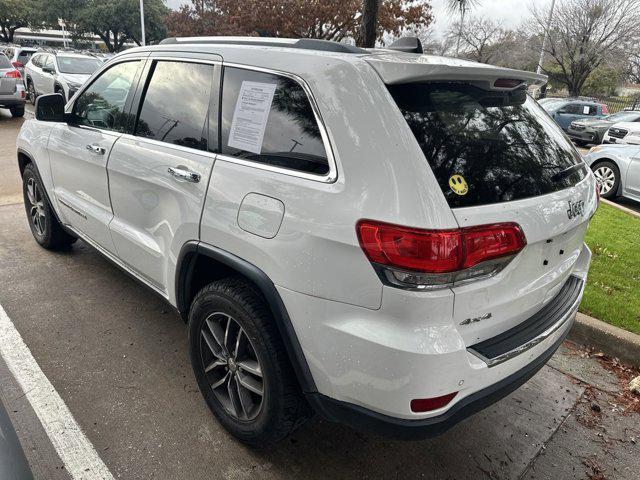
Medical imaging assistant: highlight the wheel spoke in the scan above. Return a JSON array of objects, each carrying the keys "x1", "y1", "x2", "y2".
[
  {"x1": 237, "y1": 371, "x2": 263, "y2": 396},
  {"x1": 210, "y1": 371, "x2": 229, "y2": 390},
  {"x1": 223, "y1": 315, "x2": 232, "y2": 351},
  {"x1": 201, "y1": 328, "x2": 225, "y2": 360},
  {"x1": 27, "y1": 180, "x2": 36, "y2": 204},
  {"x1": 234, "y1": 328, "x2": 244, "y2": 358},
  {"x1": 237, "y1": 359, "x2": 262, "y2": 378},
  {"x1": 234, "y1": 376, "x2": 251, "y2": 419},
  {"x1": 227, "y1": 375, "x2": 244, "y2": 418},
  {"x1": 204, "y1": 358, "x2": 226, "y2": 373}
]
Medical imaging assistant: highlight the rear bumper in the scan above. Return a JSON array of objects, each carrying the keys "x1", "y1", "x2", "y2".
[
  {"x1": 0, "y1": 85, "x2": 26, "y2": 107},
  {"x1": 282, "y1": 244, "x2": 591, "y2": 434},
  {"x1": 306, "y1": 326, "x2": 570, "y2": 439}
]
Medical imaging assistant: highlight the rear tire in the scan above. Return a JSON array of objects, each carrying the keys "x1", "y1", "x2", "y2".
[
  {"x1": 591, "y1": 161, "x2": 620, "y2": 199},
  {"x1": 27, "y1": 80, "x2": 36, "y2": 105},
  {"x1": 188, "y1": 278, "x2": 312, "y2": 446},
  {"x1": 10, "y1": 105, "x2": 25, "y2": 117},
  {"x1": 22, "y1": 163, "x2": 77, "y2": 250}
]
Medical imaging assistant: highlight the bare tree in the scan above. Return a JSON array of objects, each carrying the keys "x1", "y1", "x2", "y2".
[
  {"x1": 447, "y1": 16, "x2": 508, "y2": 64},
  {"x1": 528, "y1": 0, "x2": 640, "y2": 96},
  {"x1": 446, "y1": 0, "x2": 480, "y2": 56}
]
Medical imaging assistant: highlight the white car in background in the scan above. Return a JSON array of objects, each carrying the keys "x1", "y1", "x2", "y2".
[
  {"x1": 24, "y1": 51, "x2": 102, "y2": 103},
  {"x1": 585, "y1": 144, "x2": 640, "y2": 201},
  {"x1": 603, "y1": 121, "x2": 640, "y2": 145}
]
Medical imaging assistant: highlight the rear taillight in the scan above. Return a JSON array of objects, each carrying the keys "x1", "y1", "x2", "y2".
[
  {"x1": 493, "y1": 78, "x2": 523, "y2": 89},
  {"x1": 11, "y1": 61, "x2": 23, "y2": 69},
  {"x1": 357, "y1": 220, "x2": 526, "y2": 290},
  {"x1": 5, "y1": 70, "x2": 21, "y2": 78},
  {"x1": 602, "y1": 104, "x2": 608, "y2": 115}
]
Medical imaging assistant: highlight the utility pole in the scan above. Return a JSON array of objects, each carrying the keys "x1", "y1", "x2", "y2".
[
  {"x1": 139, "y1": 0, "x2": 146, "y2": 46},
  {"x1": 536, "y1": 0, "x2": 556, "y2": 75}
]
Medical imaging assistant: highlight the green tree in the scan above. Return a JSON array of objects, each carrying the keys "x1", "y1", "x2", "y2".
[
  {"x1": 72, "y1": 0, "x2": 168, "y2": 52},
  {"x1": 0, "y1": 0, "x2": 40, "y2": 42},
  {"x1": 582, "y1": 66, "x2": 622, "y2": 97}
]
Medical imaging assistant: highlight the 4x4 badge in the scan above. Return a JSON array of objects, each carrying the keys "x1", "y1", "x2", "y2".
[{"x1": 567, "y1": 200, "x2": 585, "y2": 219}]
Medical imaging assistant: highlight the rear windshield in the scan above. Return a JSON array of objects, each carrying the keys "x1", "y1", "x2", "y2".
[
  {"x1": 0, "y1": 54, "x2": 12, "y2": 69},
  {"x1": 388, "y1": 83, "x2": 587, "y2": 208}
]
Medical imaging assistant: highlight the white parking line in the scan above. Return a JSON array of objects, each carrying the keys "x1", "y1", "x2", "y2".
[{"x1": 0, "y1": 303, "x2": 114, "y2": 480}]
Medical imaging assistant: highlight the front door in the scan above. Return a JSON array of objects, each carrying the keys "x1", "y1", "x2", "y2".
[
  {"x1": 107, "y1": 57, "x2": 221, "y2": 294},
  {"x1": 49, "y1": 59, "x2": 144, "y2": 252}
]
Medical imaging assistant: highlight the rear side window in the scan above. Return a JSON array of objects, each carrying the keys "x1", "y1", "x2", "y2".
[
  {"x1": 388, "y1": 83, "x2": 586, "y2": 208},
  {"x1": 17, "y1": 51, "x2": 34, "y2": 63},
  {"x1": 221, "y1": 67, "x2": 329, "y2": 175},
  {"x1": 135, "y1": 61, "x2": 215, "y2": 152}
]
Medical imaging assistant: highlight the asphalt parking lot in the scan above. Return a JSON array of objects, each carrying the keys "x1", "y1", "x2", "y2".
[{"x1": 1, "y1": 105, "x2": 639, "y2": 479}]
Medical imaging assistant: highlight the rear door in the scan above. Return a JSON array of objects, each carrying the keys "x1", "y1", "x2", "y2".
[
  {"x1": 387, "y1": 82, "x2": 597, "y2": 345},
  {"x1": 49, "y1": 59, "x2": 144, "y2": 252},
  {"x1": 623, "y1": 146, "x2": 640, "y2": 197},
  {"x1": 106, "y1": 54, "x2": 221, "y2": 294}
]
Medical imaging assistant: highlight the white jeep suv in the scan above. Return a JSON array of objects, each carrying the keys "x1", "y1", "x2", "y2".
[{"x1": 16, "y1": 37, "x2": 597, "y2": 446}]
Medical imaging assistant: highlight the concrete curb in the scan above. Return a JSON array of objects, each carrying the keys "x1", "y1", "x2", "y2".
[
  {"x1": 601, "y1": 198, "x2": 640, "y2": 218},
  {"x1": 569, "y1": 312, "x2": 640, "y2": 368}
]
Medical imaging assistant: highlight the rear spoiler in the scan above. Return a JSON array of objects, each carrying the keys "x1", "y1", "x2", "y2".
[{"x1": 365, "y1": 54, "x2": 547, "y2": 90}]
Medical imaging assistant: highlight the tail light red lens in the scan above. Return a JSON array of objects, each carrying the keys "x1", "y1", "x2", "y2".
[
  {"x1": 356, "y1": 220, "x2": 526, "y2": 274},
  {"x1": 493, "y1": 78, "x2": 523, "y2": 88},
  {"x1": 11, "y1": 61, "x2": 23, "y2": 68},
  {"x1": 5, "y1": 70, "x2": 21, "y2": 78},
  {"x1": 411, "y1": 392, "x2": 458, "y2": 412}
]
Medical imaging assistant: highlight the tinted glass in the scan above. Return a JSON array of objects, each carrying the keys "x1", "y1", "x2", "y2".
[
  {"x1": 135, "y1": 61, "x2": 214, "y2": 152},
  {"x1": 0, "y1": 54, "x2": 11, "y2": 69},
  {"x1": 43, "y1": 55, "x2": 54, "y2": 70},
  {"x1": 221, "y1": 67, "x2": 329, "y2": 175},
  {"x1": 607, "y1": 112, "x2": 640, "y2": 123},
  {"x1": 30, "y1": 54, "x2": 41, "y2": 67},
  {"x1": 17, "y1": 51, "x2": 35, "y2": 63},
  {"x1": 73, "y1": 60, "x2": 140, "y2": 132},
  {"x1": 388, "y1": 83, "x2": 586, "y2": 208},
  {"x1": 56, "y1": 56, "x2": 102, "y2": 75}
]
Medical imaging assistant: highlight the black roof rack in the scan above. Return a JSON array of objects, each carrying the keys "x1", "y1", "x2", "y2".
[{"x1": 159, "y1": 37, "x2": 367, "y2": 54}]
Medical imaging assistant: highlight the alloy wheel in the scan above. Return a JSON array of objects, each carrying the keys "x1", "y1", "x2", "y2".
[
  {"x1": 593, "y1": 166, "x2": 615, "y2": 195},
  {"x1": 26, "y1": 178, "x2": 46, "y2": 236},
  {"x1": 199, "y1": 312, "x2": 264, "y2": 421}
]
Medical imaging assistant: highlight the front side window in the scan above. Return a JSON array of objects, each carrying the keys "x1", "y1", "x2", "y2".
[
  {"x1": 221, "y1": 67, "x2": 329, "y2": 175},
  {"x1": 388, "y1": 83, "x2": 586, "y2": 208},
  {"x1": 73, "y1": 60, "x2": 140, "y2": 132},
  {"x1": 135, "y1": 61, "x2": 215, "y2": 152},
  {"x1": 43, "y1": 55, "x2": 54, "y2": 71}
]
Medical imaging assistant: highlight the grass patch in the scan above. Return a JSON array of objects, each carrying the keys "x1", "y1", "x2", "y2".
[{"x1": 581, "y1": 203, "x2": 640, "y2": 334}]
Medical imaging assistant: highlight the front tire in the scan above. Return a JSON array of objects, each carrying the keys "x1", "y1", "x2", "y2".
[
  {"x1": 10, "y1": 105, "x2": 25, "y2": 117},
  {"x1": 592, "y1": 161, "x2": 620, "y2": 199},
  {"x1": 188, "y1": 278, "x2": 312, "y2": 446},
  {"x1": 22, "y1": 163, "x2": 77, "y2": 249}
]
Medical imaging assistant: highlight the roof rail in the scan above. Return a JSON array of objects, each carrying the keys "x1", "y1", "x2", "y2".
[{"x1": 159, "y1": 36, "x2": 367, "y2": 54}]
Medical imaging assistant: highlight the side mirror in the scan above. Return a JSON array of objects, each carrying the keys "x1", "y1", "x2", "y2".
[{"x1": 35, "y1": 93, "x2": 65, "y2": 122}]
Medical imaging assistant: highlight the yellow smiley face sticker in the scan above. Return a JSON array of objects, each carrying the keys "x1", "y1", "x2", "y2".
[{"x1": 449, "y1": 175, "x2": 469, "y2": 196}]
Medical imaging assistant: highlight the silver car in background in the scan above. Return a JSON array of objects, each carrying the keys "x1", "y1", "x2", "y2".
[
  {"x1": 585, "y1": 144, "x2": 640, "y2": 201},
  {"x1": 0, "y1": 53, "x2": 26, "y2": 117},
  {"x1": 24, "y1": 51, "x2": 102, "y2": 103}
]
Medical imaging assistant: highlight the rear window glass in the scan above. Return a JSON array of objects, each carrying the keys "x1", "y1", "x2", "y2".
[
  {"x1": 221, "y1": 67, "x2": 329, "y2": 175},
  {"x1": 388, "y1": 83, "x2": 587, "y2": 208},
  {"x1": 17, "y1": 51, "x2": 34, "y2": 63},
  {"x1": 0, "y1": 54, "x2": 11, "y2": 69}
]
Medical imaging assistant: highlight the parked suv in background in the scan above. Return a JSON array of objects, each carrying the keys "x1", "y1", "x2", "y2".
[
  {"x1": 24, "y1": 51, "x2": 102, "y2": 103},
  {"x1": 2, "y1": 45, "x2": 37, "y2": 82},
  {"x1": 603, "y1": 121, "x2": 640, "y2": 145},
  {"x1": 0, "y1": 53, "x2": 26, "y2": 117},
  {"x1": 542, "y1": 98, "x2": 607, "y2": 131},
  {"x1": 17, "y1": 37, "x2": 597, "y2": 446},
  {"x1": 568, "y1": 110, "x2": 640, "y2": 146}
]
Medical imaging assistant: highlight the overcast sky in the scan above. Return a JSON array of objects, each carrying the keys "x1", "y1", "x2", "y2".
[{"x1": 164, "y1": 0, "x2": 552, "y2": 38}]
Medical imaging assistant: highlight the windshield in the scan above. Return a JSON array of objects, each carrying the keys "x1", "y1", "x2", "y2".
[
  {"x1": 56, "y1": 56, "x2": 102, "y2": 75},
  {"x1": 388, "y1": 83, "x2": 586, "y2": 208},
  {"x1": 605, "y1": 112, "x2": 640, "y2": 123}
]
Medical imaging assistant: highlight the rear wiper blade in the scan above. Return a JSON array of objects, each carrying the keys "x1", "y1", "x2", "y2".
[{"x1": 552, "y1": 163, "x2": 586, "y2": 181}]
